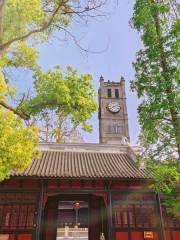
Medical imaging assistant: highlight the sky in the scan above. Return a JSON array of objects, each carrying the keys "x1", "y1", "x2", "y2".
[{"x1": 24, "y1": 0, "x2": 144, "y2": 145}]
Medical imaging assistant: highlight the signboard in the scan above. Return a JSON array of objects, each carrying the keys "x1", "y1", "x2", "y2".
[{"x1": 144, "y1": 231, "x2": 154, "y2": 239}]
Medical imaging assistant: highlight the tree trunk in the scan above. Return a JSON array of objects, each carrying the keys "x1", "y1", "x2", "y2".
[{"x1": 151, "y1": 0, "x2": 180, "y2": 159}]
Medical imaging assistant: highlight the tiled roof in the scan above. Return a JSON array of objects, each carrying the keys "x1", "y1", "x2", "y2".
[{"x1": 14, "y1": 149, "x2": 148, "y2": 179}]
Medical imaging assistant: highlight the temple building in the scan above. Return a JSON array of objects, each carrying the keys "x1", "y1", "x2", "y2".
[{"x1": 0, "y1": 77, "x2": 179, "y2": 240}]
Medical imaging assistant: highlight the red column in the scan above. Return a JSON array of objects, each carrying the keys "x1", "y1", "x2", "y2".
[{"x1": 44, "y1": 197, "x2": 58, "y2": 240}]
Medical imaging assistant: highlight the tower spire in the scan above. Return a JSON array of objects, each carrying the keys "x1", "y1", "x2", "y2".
[{"x1": 100, "y1": 75, "x2": 104, "y2": 82}]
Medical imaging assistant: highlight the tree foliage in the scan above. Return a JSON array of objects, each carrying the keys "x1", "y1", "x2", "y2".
[
  {"x1": 22, "y1": 66, "x2": 98, "y2": 140},
  {"x1": 131, "y1": 0, "x2": 180, "y2": 217},
  {"x1": 35, "y1": 110, "x2": 85, "y2": 142},
  {"x1": 152, "y1": 162, "x2": 180, "y2": 218},
  {"x1": 0, "y1": 0, "x2": 104, "y2": 181},
  {"x1": 0, "y1": 108, "x2": 39, "y2": 181},
  {"x1": 0, "y1": 74, "x2": 39, "y2": 180},
  {"x1": 0, "y1": 0, "x2": 106, "y2": 55}
]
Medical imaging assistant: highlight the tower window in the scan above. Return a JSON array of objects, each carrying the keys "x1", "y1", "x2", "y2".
[
  {"x1": 107, "y1": 89, "x2": 111, "y2": 98},
  {"x1": 115, "y1": 89, "x2": 119, "y2": 98},
  {"x1": 107, "y1": 124, "x2": 123, "y2": 134},
  {"x1": 116, "y1": 125, "x2": 123, "y2": 134}
]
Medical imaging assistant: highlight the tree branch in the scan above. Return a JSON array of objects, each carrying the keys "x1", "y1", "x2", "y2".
[
  {"x1": 0, "y1": 0, "x2": 68, "y2": 56},
  {"x1": 163, "y1": 117, "x2": 172, "y2": 122},
  {"x1": 0, "y1": 100, "x2": 30, "y2": 120},
  {"x1": 54, "y1": 25, "x2": 109, "y2": 54},
  {"x1": 0, "y1": 0, "x2": 106, "y2": 56}
]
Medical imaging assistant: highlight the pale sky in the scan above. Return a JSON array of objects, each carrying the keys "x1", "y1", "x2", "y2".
[{"x1": 18, "y1": 1, "x2": 143, "y2": 145}]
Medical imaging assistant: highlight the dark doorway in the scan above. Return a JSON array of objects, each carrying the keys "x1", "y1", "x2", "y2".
[
  {"x1": 42, "y1": 194, "x2": 108, "y2": 240},
  {"x1": 57, "y1": 200, "x2": 89, "y2": 239}
]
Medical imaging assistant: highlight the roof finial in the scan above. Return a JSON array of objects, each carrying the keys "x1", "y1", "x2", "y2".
[
  {"x1": 100, "y1": 75, "x2": 104, "y2": 82},
  {"x1": 120, "y1": 76, "x2": 125, "y2": 81}
]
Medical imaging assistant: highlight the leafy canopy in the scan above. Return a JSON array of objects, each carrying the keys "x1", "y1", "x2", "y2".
[
  {"x1": 0, "y1": 0, "x2": 103, "y2": 181},
  {"x1": 0, "y1": 69, "x2": 39, "y2": 181},
  {"x1": 22, "y1": 66, "x2": 98, "y2": 133},
  {"x1": 0, "y1": 108, "x2": 39, "y2": 181},
  {"x1": 131, "y1": 0, "x2": 180, "y2": 217}
]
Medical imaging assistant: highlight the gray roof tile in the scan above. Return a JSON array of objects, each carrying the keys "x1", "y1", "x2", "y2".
[{"x1": 13, "y1": 150, "x2": 148, "y2": 179}]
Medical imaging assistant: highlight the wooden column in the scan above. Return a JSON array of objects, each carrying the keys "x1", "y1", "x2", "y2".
[
  {"x1": 156, "y1": 193, "x2": 166, "y2": 240},
  {"x1": 36, "y1": 180, "x2": 44, "y2": 240},
  {"x1": 108, "y1": 190, "x2": 114, "y2": 240}
]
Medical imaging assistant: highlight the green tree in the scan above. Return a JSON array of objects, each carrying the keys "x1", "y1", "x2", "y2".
[
  {"x1": 22, "y1": 66, "x2": 98, "y2": 141},
  {"x1": 131, "y1": 0, "x2": 180, "y2": 217},
  {"x1": 0, "y1": 0, "x2": 103, "y2": 181}
]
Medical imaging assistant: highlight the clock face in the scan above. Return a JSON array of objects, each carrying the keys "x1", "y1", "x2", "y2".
[{"x1": 107, "y1": 102, "x2": 121, "y2": 113}]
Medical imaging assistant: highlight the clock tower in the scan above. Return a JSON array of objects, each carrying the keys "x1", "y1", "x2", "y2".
[{"x1": 98, "y1": 76, "x2": 130, "y2": 144}]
